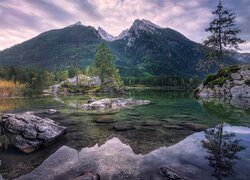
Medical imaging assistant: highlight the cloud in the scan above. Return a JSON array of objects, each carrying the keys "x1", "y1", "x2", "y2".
[{"x1": 0, "y1": 0, "x2": 249, "y2": 52}]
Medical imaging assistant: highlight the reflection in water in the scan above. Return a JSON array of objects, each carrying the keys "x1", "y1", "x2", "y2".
[
  {"x1": 0, "y1": 99, "x2": 22, "y2": 112},
  {"x1": 198, "y1": 97, "x2": 250, "y2": 125},
  {"x1": 198, "y1": 97, "x2": 250, "y2": 110},
  {"x1": 11, "y1": 125, "x2": 250, "y2": 180},
  {"x1": 202, "y1": 124, "x2": 245, "y2": 180}
]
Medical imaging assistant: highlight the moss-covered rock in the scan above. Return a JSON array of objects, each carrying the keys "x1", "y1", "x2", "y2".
[
  {"x1": 51, "y1": 75, "x2": 124, "y2": 95},
  {"x1": 195, "y1": 65, "x2": 250, "y2": 98}
]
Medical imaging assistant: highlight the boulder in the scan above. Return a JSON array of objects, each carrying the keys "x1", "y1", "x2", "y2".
[
  {"x1": 81, "y1": 98, "x2": 150, "y2": 111},
  {"x1": 0, "y1": 112, "x2": 67, "y2": 153}
]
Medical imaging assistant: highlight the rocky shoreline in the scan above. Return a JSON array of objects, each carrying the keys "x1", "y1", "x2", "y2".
[{"x1": 195, "y1": 65, "x2": 250, "y2": 98}]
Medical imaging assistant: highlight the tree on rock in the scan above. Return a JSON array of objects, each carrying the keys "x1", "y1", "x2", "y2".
[
  {"x1": 88, "y1": 43, "x2": 121, "y2": 86},
  {"x1": 202, "y1": 0, "x2": 245, "y2": 69}
]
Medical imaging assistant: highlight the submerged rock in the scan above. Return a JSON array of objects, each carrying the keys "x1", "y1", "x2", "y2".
[
  {"x1": 47, "y1": 109, "x2": 57, "y2": 114},
  {"x1": 113, "y1": 124, "x2": 136, "y2": 131},
  {"x1": 181, "y1": 123, "x2": 207, "y2": 131},
  {"x1": 94, "y1": 116, "x2": 114, "y2": 123},
  {"x1": 0, "y1": 112, "x2": 67, "y2": 153},
  {"x1": 142, "y1": 120, "x2": 162, "y2": 126},
  {"x1": 81, "y1": 98, "x2": 150, "y2": 111}
]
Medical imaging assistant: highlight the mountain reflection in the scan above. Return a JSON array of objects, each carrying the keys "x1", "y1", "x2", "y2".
[
  {"x1": 202, "y1": 124, "x2": 245, "y2": 180},
  {"x1": 1, "y1": 125, "x2": 250, "y2": 180}
]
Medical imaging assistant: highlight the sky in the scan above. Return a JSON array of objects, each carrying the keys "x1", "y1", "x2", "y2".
[{"x1": 0, "y1": 0, "x2": 250, "y2": 52}]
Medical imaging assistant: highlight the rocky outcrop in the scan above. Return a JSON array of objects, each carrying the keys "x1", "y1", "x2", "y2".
[
  {"x1": 195, "y1": 65, "x2": 250, "y2": 98},
  {"x1": 51, "y1": 75, "x2": 102, "y2": 95},
  {"x1": 50, "y1": 75, "x2": 124, "y2": 95},
  {"x1": 0, "y1": 112, "x2": 67, "y2": 153},
  {"x1": 81, "y1": 98, "x2": 150, "y2": 111},
  {"x1": 160, "y1": 166, "x2": 182, "y2": 180}
]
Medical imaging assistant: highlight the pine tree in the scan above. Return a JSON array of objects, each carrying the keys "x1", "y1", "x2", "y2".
[
  {"x1": 90, "y1": 43, "x2": 121, "y2": 85},
  {"x1": 203, "y1": 0, "x2": 245, "y2": 68}
]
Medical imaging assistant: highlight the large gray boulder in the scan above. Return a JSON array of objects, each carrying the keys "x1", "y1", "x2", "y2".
[
  {"x1": 81, "y1": 98, "x2": 150, "y2": 111},
  {"x1": 195, "y1": 65, "x2": 250, "y2": 98},
  {"x1": 0, "y1": 112, "x2": 67, "y2": 153}
]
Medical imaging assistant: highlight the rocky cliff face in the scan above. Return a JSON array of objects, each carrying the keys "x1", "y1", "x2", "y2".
[{"x1": 195, "y1": 65, "x2": 250, "y2": 98}]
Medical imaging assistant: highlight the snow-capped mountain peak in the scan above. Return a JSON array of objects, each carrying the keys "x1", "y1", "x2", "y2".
[
  {"x1": 131, "y1": 19, "x2": 162, "y2": 32},
  {"x1": 98, "y1": 27, "x2": 115, "y2": 41},
  {"x1": 69, "y1": 21, "x2": 85, "y2": 27},
  {"x1": 116, "y1": 29, "x2": 129, "y2": 39},
  {"x1": 120, "y1": 19, "x2": 162, "y2": 47},
  {"x1": 97, "y1": 19, "x2": 162, "y2": 43}
]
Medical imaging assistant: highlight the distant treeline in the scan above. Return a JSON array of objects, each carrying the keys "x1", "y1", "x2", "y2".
[
  {"x1": 123, "y1": 76, "x2": 200, "y2": 90},
  {"x1": 0, "y1": 66, "x2": 200, "y2": 96},
  {"x1": 0, "y1": 66, "x2": 81, "y2": 96}
]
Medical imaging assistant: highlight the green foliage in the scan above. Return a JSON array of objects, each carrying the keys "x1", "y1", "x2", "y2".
[
  {"x1": 59, "y1": 81, "x2": 101, "y2": 94},
  {"x1": 68, "y1": 66, "x2": 80, "y2": 78},
  {"x1": 202, "y1": 1, "x2": 245, "y2": 68},
  {"x1": 202, "y1": 124, "x2": 245, "y2": 179},
  {"x1": 123, "y1": 76, "x2": 200, "y2": 90},
  {"x1": 217, "y1": 65, "x2": 241, "y2": 77},
  {"x1": 90, "y1": 43, "x2": 122, "y2": 86},
  {"x1": 0, "y1": 66, "x2": 85, "y2": 96},
  {"x1": 0, "y1": 25, "x2": 101, "y2": 69},
  {"x1": 203, "y1": 74, "x2": 217, "y2": 86},
  {"x1": 203, "y1": 65, "x2": 240, "y2": 88}
]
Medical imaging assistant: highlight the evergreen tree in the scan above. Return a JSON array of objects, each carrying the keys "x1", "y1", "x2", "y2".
[
  {"x1": 203, "y1": 0, "x2": 245, "y2": 68},
  {"x1": 90, "y1": 43, "x2": 121, "y2": 85}
]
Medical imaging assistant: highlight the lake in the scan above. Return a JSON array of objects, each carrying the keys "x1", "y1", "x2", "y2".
[{"x1": 1, "y1": 90, "x2": 250, "y2": 179}]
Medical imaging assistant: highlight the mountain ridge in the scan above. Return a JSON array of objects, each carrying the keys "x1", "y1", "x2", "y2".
[{"x1": 0, "y1": 19, "x2": 245, "y2": 77}]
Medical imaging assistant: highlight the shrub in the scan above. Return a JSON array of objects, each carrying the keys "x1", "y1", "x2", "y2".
[
  {"x1": 0, "y1": 80, "x2": 24, "y2": 98},
  {"x1": 203, "y1": 65, "x2": 240, "y2": 88},
  {"x1": 203, "y1": 74, "x2": 217, "y2": 85}
]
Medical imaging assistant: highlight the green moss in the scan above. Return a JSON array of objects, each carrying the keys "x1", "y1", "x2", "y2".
[
  {"x1": 203, "y1": 65, "x2": 240, "y2": 88},
  {"x1": 208, "y1": 77, "x2": 228, "y2": 88},
  {"x1": 203, "y1": 74, "x2": 217, "y2": 86},
  {"x1": 217, "y1": 65, "x2": 240, "y2": 77}
]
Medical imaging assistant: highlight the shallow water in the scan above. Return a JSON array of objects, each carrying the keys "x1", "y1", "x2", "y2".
[{"x1": 1, "y1": 90, "x2": 250, "y2": 179}]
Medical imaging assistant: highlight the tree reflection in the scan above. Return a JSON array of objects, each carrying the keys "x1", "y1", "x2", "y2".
[{"x1": 201, "y1": 124, "x2": 245, "y2": 180}]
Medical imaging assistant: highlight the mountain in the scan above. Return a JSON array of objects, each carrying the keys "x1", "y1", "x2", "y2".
[
  {"x1": 97, "y1": 27, "x2": 115, "y2": 41},
  {"x1": 233, "y1": 52, "x2": 250, "y2": 63},
  {"x1": 0, "y1": 21, "x2": 102, "y2": 69},
  {"x1": 0, "y1": 19, "x2": 242, "y2": 77},
  {"x1": 109, "y1": 19, "x2": 206, "y2": 76}
]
